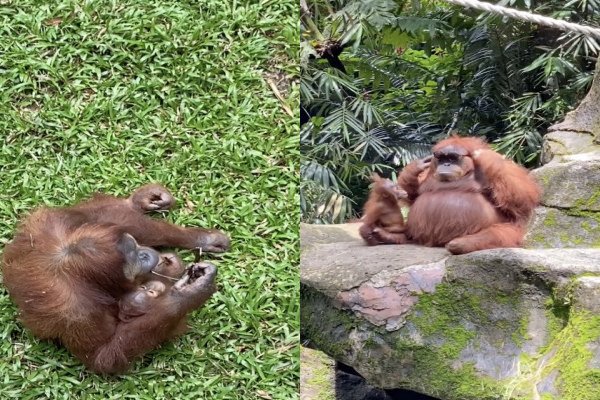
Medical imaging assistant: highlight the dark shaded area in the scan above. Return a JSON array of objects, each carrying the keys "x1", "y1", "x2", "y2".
[
  {"x1": 335, "y1": 362, "x2": 441, "y2": 400},
  {"x1": 314, "y1": 39, "x2": 347, "y2": 73}
]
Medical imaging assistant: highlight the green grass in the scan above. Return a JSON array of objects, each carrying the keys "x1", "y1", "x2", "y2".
[{"x1": 0, "y1": 1, "x2": 299, "y2": 399}]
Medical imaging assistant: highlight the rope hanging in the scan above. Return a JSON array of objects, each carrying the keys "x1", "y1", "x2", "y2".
[{"x1": 442, "y1": 0, "x2": 600, "y2": 39}]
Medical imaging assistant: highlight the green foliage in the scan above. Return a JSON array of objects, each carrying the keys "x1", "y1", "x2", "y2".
[
  {"x1": 301, "y1": 0, "x2": 599, "y2": 223},
  {"x1": 301, "y1": 0, "x2": 437, "y2": 223},
  {"x1": 0, "y1": 0, "x2": 298, "y2": 399}
]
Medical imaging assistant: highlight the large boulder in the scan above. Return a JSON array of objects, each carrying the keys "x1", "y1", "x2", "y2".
[
  {"x1": 527, "y1": 60, "x2": 600, "y2": 248},
  {"x1": 301, "y1": 223, "x2": 600, "y2": 400},
  {"x1": 527, "y1": 140, "x2": 600, "y2": 248}
]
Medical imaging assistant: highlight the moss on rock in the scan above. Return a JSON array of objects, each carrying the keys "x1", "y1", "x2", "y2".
[
  {"x1": 542, "y1": 311, "x2": 600, "y2": 400},
  {"x1": 391, "y1": 282, "x2": 526, "y2": 399},
  {"x1": 301, "y1": 347, "x2": 335, "y2": 400},
  {"x1": 391, "y1": 340, "x2": 504, "y2": 400},
  {"x1": 410, "y1": 284, "x2": 480, "y2": 358}
]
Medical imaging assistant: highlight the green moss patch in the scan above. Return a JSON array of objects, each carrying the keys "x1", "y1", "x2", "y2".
[
  {"x1": 394, "y1": 282, "x2": 526, "y2": 399},
  {"x1": 392, "y1": 341, "x2": 503, "y2": 400},
  {"x1": 300, "y1": 347, "x2": 335, "y2": 400},
  {"x1": 547, "y1": 312, "x2": 600, "y2": 400},
  {"x1": 410, "y1": 284, "x2": 481, "y2": 359}
]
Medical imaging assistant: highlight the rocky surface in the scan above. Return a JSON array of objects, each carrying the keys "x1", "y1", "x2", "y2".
[
  {"x1": 301, "y1": 223, "x2": 600, "y2": 400},
  {"x1": 540, "y1": 131, "x2": 600, "y2": 163},
  {"x1": 527, "y1": 63, "x2": 600, "y2": 249},
  {"x1": 527, "y1": 141, "x2": 600, "y2": 248},
  {"x1": 301, "y1": 347, "x2": 335, "y2": 400}
]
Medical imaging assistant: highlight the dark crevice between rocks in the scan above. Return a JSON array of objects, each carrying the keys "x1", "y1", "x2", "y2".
[
  {"x1": 335, "y1": 362, "x2": 441, "y2": 400},
  {"x1": 518, "y1": 268, "x2": 554, "y2": 292},
  {"x1": 548, "y1": 285, "x2": 571, "y2": 329}
]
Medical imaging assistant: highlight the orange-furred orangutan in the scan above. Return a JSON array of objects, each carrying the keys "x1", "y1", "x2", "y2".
[
  {"x1": 396, "y1": 136, "x2": 541, "y2": 254},
  {"x1": 2, "y1": 184, "x2": 229, "y2": 374},
  {"x1": 359, "y1": 174, "x2": 409, "y2": 245}
]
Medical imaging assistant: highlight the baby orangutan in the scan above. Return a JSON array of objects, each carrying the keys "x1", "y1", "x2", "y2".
[
  {"x1": 119, "y1": 262, "x2": 216, "y2": 322},
  {"x1": 359, "y1": 174, "x2": 409, "y2": 245},
  {"x1": 117, "y1": 262, "x2": 217, "y2": 345},
  {"x1": 119, "y1": 281, "x2": 168, "y2": 322}
]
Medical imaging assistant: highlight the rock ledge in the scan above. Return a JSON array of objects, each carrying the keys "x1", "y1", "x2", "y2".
[{"x1": 301, "y1": 223, "x2": 600, "y2": 400}]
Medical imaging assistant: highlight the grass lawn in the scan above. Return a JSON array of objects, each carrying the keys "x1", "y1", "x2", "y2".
[{"x1": 0, "y1": 1, "x2": 298, "y2": 399}]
